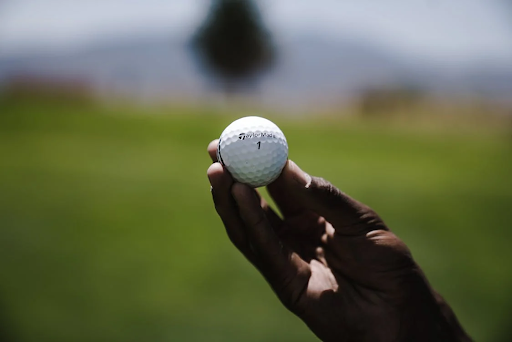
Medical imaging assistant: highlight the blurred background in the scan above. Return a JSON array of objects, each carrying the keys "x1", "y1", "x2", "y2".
[{"x1": 1, "y1": 1, "x2": 511, "y2": 341}]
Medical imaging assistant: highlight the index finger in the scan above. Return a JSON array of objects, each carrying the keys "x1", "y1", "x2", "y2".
[{"x1": 207, "y1": 139, "x2": 283, "y2": 231}]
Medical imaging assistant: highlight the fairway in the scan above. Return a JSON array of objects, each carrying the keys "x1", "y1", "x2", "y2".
[{"x1": 1, "y1": 98, "x2": 511, "y2": 342}]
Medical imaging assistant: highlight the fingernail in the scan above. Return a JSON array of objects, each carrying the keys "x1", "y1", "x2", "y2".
[
  {"x1": 303, "y1": 173, "x2": 312, "y2": 188},
  {"x1": 288, "y1": 160, "x2": 312, "y2": 188}
]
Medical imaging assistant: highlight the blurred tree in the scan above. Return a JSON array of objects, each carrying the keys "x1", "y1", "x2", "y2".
[{"x1": 192, "y1": 0, "x2": 275, "y2": 93}]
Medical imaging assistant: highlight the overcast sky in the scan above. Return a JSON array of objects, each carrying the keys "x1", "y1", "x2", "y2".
[{"x1": 1, "y1": 0, "x2": 511, "y2": 66}]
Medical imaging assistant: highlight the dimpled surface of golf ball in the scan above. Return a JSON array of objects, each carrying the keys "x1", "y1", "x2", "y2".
[{"x1": 217, "y1": 116, "x2": 288, "y2": 188}]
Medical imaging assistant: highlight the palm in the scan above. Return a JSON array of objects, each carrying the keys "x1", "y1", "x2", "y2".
[{"x1": 277, "y1": 210, "x2": 413, "y2": 336}]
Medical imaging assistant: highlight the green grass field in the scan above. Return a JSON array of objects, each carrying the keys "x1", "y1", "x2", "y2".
[{"x1": 1, "y1": 97, "x2": 511, "y2": 341}]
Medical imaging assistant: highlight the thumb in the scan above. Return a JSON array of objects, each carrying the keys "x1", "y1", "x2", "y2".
[{"x1": 268, "y1": 160, "x2": 387, "y2": 235}]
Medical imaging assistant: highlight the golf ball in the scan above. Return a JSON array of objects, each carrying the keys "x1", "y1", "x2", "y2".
[{"x1": 217, "y1": 116, "x2": 288, "y2": 188}]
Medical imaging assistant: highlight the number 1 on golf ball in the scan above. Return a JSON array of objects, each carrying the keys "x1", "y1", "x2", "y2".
[{"x1": 217, "y1": 116, "x2": 288, "y2": 188}]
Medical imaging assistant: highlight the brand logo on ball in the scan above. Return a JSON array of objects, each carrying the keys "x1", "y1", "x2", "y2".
[{"x1": 238, "y1": 132, "x2": 277, "y2": 140}]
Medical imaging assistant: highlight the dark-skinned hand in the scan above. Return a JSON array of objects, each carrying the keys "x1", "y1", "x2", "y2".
[{"x1": 206, "y1": 139, "x2": 471, "y2": 342}]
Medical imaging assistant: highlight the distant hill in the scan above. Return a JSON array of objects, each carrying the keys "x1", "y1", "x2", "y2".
[{"x1": 1, "y1": 33, "x2": 511, "y2": 106}]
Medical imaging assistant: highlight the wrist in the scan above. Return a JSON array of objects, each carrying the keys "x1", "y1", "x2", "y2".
[{"x1": 400, "y1": 287, "x2": 471, "y2": 342}]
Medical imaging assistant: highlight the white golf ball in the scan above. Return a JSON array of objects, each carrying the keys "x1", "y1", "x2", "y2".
[{"x1": 217, "y1": 116, "x2": 288, "y2": 188}]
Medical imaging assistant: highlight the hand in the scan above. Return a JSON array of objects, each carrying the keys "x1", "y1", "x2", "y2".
[{"x1": 206, "y1": 140, "x2": 471, "y2": 342}]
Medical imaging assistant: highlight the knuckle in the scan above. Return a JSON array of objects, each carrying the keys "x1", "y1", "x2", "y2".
[
  {"x1": 359, "y1": 207, "x2": 386, "y2": 228},
  {"x1": 312, "y1": 176, "x2": 337, "y2": 194},
  {"x1": 309, "y1": 177, "x2": 343, "y2": 207},
  {"x1": 248, "y1": 211, "x2": 267, "y2": 229},
  {"x1": 367, "y1": 230, "x2": 415, "y2": 268}
]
